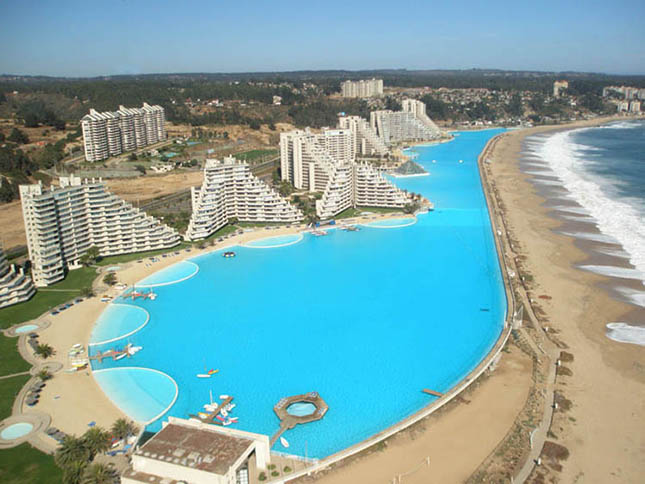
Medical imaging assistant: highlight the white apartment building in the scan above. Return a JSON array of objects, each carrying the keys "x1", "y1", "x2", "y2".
[
  {"x1": 81, "y1": 103, "x2": 166, "y2": 162},
  {"x1": 0, "y1": 248, "x2": 35, "y2": 308},
  {"x1": 371, "y1": 99, "x2": 441, "y2": 145},
  {"x1": 341, "y1": 78, "x2": 384, "y2": 98},
  {"x1": 20, "y1": 176, "x2": 180, "y2": 287},
  {"x1": 553, "y1": 80, "x2": 569, "y2": 97},
  {"x1": 185, "y1": 157, "x2": 303, "y2": 241},
  {"x1": 338, "y1": 115, "x2": 389, "y2": 157},
  {"x1": 280, "y1": 129, "x2": 410, "y2": 219}
]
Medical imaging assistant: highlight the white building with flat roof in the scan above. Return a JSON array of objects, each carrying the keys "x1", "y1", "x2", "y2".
[
  {"x1": 0, "y1": 248, "x2": 35, "y2": 308},
  {"x1": 341, "y1": 78, "x2": 384, "y2": 98},
  {"x1": 81, "y1": 103, "x2": 166, "y2": 162},
  {"x1": 20, "y1": 176, "x2": 180, "y2": 287},
  {"x1": 185, "y1": 156, "x2": 303, "y2": 241},
  {"x1": 121, "y1": 417, "x2": 270, "y2": 484},
  {"x1": 280, "y1": 129, "x2": 410, "y2": 219}
]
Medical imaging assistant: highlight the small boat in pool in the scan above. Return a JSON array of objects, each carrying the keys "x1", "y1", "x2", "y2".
[
  {"x1": 222, "y1": 251, "x2": 236, "y2": 258},
  {"x1": 115, "y1": 353, "x2": 127, "y2": 361},
  {"x1": 196, "y1": 368, "x2": 218, "y2": 378},
  {"x1": 219, "y1": 394, "x2": 230, "y2": 400},
  {"x1": 280, "y1": 437, "x2": 290, "y2": 448}
]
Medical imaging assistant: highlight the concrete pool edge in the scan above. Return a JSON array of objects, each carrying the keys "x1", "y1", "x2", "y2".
[
  {"x1": 135, "y1": 260, "x2": 200, "y2": 288},
  {"x1": 281, "y1": 131, "x2": 517, "y2": 479},
  {"x1": 242, "y1": 232, "x2": 304, "y2": 249}
]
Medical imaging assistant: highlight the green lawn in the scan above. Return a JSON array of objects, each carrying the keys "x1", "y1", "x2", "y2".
[
  {"x1": 335, "y1": 208, "x2": 363, "y2": 219},
  {"x1": 0, "y1": 374, "x2": 30, "y2": 420},
  {"x1": 235, "y1": 149, "x2": 278, "y2": 163},
  {"x1": 0, "y1": 267, "x2": 97, "y2": 329},
  {"x1": 356, "y1": 206, "x2": 403, "y2": 214},
  {"x1": 0, "y1": 335, "x2": 30, "y2": 377},
  {"x1": 96, "y1": 242, "x2": 191, "y2": 266},
  {"x1": 0, "y1": 444, "x2": 63, "y2": 484}
]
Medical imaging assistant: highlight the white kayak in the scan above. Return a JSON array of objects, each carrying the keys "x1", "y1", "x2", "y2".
[
  {"x1": 196, "y1": 374, "x2": 211, "y2": 378},
  {"x1": 219, "y1": 394, "x2": 230, "y2": 400},
  {"x1": 280, "y1": 437, "x2": 289, "y2": 448}
]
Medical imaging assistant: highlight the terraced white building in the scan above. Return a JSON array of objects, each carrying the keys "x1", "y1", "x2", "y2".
[
  {"x1": 338, "y1": 115, "x2": 389, "y2": 157},
  {"x1": 20, "y1": 176, "x2": 180, "y2": 287},
  {"x1": 0, "y1": 248, "x2": 35, "y2": 308},
  {"x1": 280, "y1": 129, "x2": 410, "y2": 219},
  {"x1": 185, "y1": 157, "x2": 303, "y2": 241},
  {"x1": 370, "y1": 99, "x2": 441, "y2": 145},
  {"x1": 81, "y1": 103, "x2": 166, "y2": 162}
]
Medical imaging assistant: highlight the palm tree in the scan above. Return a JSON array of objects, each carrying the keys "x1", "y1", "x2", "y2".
[
  {"x1": 55, "y1": 435, "x2": 90, "y2": 469},
  {"x1": 82, "y1": 427, "x2": 111, "y2": 460},
  {"x1": 35, "y1": 343, "x2": 54, "y2": 359},
  {"x1": 81, "y1": 463, "x2": 118, "y2": 484},
  {"x1": 111, "y1": 418, "x2": 137, "y2": 440},
  {"x1": 37, "y1": 369, "x2": 52, "y2": 381},
  {"x1": 62, "y1": 460, "x2": 87, "y2": 484}
]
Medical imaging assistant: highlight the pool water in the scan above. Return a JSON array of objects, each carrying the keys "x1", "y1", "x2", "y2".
[
  {"x1": 90, "y1": 129, "x2": 507, "y2": 458},
  {"x1": 287, "y1": 402, "x2": 317, "y2": 417},
  {"x1": 1, "y1": 422, "x2": 33, "y2": 440},
  {"x1": 14, "y1": 324, "x2": 38, "y2": 334},
  {"x1": 364, "y1": 217, "x2": 417, "y2": 228},
  {"x1": 89, "y1": 304, "x2": 149, "y2": 345},
  {"x1": 136, "y1": 260, "x2": 199, "y2": 287}
]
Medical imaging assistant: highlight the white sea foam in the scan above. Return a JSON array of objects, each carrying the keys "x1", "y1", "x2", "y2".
[
  {"x1": 558, "y1": 213, "x2": 598, "y2": 224},
  {"x1": 596, "y1": 247, "x2": 631, "y2": 259},
  {"x1": 578, "y1": 264, "x2": 645, "y2": 281},
  {"x1": 535, "y1": 131, "x2": 645, "y2": 285},
  {"x1": 602, "y1": 121, "x2": 642, "y2": 130},
  {"x1": 605, "y1": 322, "x2": 645, "y2": 346},
  {"x1": 549, "y1": 205, "x2": 590, "y2": 216},
  {"x1": 560, "y1": 231, "x2": 616, "y2": 244},
  {"x1": 531, "y1": 178, "x2": 563, "y2": 187},
  {"x1": 523, "y1": 169, "x2": 555, "y2": 176},
  {"x1": 613, "y1": 287, "x2": 645, "y2": 308}
]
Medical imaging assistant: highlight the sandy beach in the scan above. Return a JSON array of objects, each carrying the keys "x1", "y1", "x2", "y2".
[{"x1": 484, "y1": 115, "x2": 645, "y2": 482}]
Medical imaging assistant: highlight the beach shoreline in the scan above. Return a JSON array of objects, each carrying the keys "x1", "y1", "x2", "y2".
[{"x1": 484, "y1": 115, "x2": 645, "y2": 482}]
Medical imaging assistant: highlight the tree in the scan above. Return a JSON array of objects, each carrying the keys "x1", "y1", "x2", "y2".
[
  {"x1": 128, "y1": 153, "x2": 137, "y2": 161},
  {"x1": 38, "y1": 369, "x2": 52, "y2": 381},
  {"x1": 82, "y1": 427, "x2": 111, "y2": 460},
  {"x1": 79, "y1": 246, "x2": 100, "y2": 266},
  {"x1": 228, "y1": 217, "x2": 239, "y2": 225},
  {"x1": 8, "y1": 128, "x2": 29, "y2": 144},
  {"x1": 81, "y1": 463, "x2": 118, "y2": 484},
  {"x1": 102, "y1": 273, "x2": 117, "y2": 286},
  {"x1": 35, "y1": 343, "x2": 54, "y2": 359},
  {"x1": 134, "y1": 164, "x2": 146, "y2": 175},
  {"x1": 80, "y1": 286, "x2": 94, "y2": 298},
  {"x1": 111, "y1": 418, "x2": 137, "y2": 440},
  {"x1": 55, "y1": 435, "x2": 90, "y2": 469},
  {"x1": 62, "y1": 460, "x2": 87, "y2": 484}
]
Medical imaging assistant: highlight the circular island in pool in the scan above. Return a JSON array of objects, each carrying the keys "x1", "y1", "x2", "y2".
[{"x1": 88, "y1": 129, "x2": 508, "y2": 459}]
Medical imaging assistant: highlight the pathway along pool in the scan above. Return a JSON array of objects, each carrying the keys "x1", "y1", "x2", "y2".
[{"x1": 90, "y1": 129, "x2": 507, "y2": 458}]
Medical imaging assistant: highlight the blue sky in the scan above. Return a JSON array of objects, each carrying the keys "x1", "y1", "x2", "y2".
[{"x1": 1, "y1": 0, "x2": 644, "y2": 77}]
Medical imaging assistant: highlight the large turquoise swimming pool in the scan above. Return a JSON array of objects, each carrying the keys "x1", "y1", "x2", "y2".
[{"x1": 89, "y1": 129, "x2": 507, "y2": 458}]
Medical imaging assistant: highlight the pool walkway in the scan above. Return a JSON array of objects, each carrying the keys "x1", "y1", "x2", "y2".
[
  {"x1": 270, "y1": 392, "x2": 328, "y2": 447},
  {"x1": 0, "y1": 371, "x2": 31, "y2": 380}
]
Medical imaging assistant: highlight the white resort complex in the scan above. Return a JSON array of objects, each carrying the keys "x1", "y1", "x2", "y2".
[
  {"x1": 338, "y1": 115, "x2": 389, "y2": 156},
  {"x1": 81, "y1": 103, "x2": 166, "y2": 162},
  {"x1": 0, "y1": 247, "x2": 35, "y2": 308},
  {"x1": 184, "y1": 156, "x2": 303, "y2": 241},
  {"x1": 371, "y1": 99, "x2": 441, "y2": 145},
  {"x1": 280, "y1": 128, "x2": 410, "y2": 219},
  {"x1": 340, "y1": 78, "x2": 384, "y2": 98},
  {"x1": 19, "y1": 175, "x2": 180, "y2": 287}
]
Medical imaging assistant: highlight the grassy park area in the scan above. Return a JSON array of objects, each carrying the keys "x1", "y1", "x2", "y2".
[{"x1": 0, "y1": 443, "x2": 62, "y2": 484}]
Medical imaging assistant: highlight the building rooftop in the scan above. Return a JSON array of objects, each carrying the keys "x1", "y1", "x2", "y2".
[{"x1": 135, "y1": 423, "x2": 253, "y2": 475}]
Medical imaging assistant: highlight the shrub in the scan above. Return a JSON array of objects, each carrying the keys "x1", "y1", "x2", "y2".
[
  {"x1": 283, "y1": 466, "x2": 292, "y2": 473},
  {"x1": 258, "y1": 472, "x2": 266, "y2": 481}
]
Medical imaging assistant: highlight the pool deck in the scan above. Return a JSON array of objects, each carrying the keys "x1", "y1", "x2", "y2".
[{"x1": 270, "y1": 392, "x2": 329, "y2": 447}]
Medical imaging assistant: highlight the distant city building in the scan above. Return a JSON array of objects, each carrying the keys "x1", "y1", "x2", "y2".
[
  {"x1": 272, "y1": 95, "x2": 282, "y2": 105},
  {"x1": 121, "y1": 417, "x2": 270, "y2": 484},
  {"x1": 338, "y1": 115, "x2": 389, "y2": 157},
  {"x1": 81, "y1": 103, "x2": 166, "y2": 162},
  {"x1": 629, "y1": 100, "x2": 641, "y2": 113},
  {"x1": 20, "y1": 176, "x2": 180, "y2": 287},
  {"x1": 553, "y1": 80, "x2": 569, "y2": 97},
  {"x1": 0, "y1": 247, "x2": 35, "y2": 308},
  {"x1": 602, "y1": 86, "x2": 645, "y2": 100},
  {"x1": 340, "y1": 78, "x2": 384, "y2": 98},
  {"x1": 371, "y1": 99, "x2": 441, "y2": 145},
  {"x1": 617, "y1": 101, "x2": 630, "y2": 112},
  {"x1": 184, "y1": 157, "x2": 302, "y2": 241},
  {"x1": 280, "y1": 129, "x2": 409, "y2": 219}
]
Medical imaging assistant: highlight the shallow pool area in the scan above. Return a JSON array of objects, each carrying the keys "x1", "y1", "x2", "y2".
[
  {"x1": 287, "y1": 402, "x2": 317, "y2": 417},
  {"x1": 90, "y1": 129, "x2": 507, "y2": 458},
  {"x1": 363, "y1": 217, "x2": 417, "y2": 228},
  {"x1": 92, "y1": 368, "x2": 178, "y2": 424},
  {"x1": 14, "y1": 324, "x2": 38, "y2": 334},
  {"x1": 0, "y1": 423, "x2": 33, "y2": 440},
  {"x1": 243, "y1": 233, "x2": 303, "y2": 248},
  {"x1": 89, "y1": 304, "x2": 149, "y2": 345},
  {"x1": 136, "y1": 260, "x2": 199, "y2": 287}
]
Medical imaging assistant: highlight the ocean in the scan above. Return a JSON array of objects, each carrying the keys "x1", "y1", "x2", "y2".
[{"x1": 522, "y1": 119, "x2": 645, "y2": 346}]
